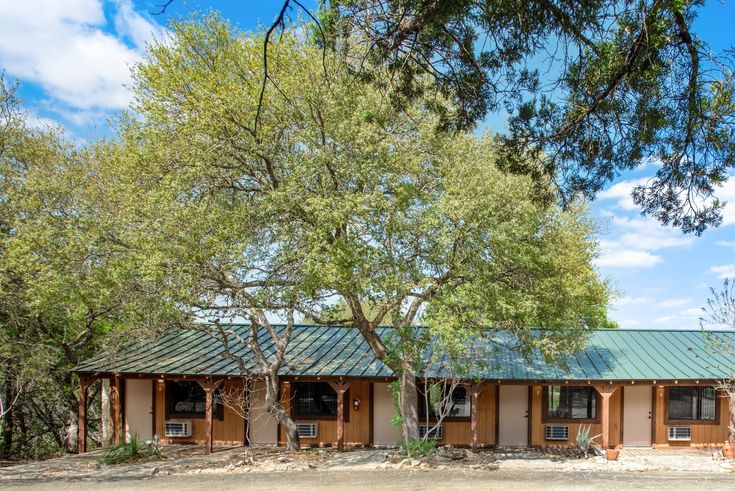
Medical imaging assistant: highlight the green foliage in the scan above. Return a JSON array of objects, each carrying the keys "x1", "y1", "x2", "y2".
[
  {"x1": 575, "y1": 424, "x2": 602, "y2": 458},
  {"x1": 400, "y1": 437, "x2": 436, "y2": 458},
  {"x1": 98, "y1": 435, "x2": 158, "y2": 465},
  {"x1": 326, "y1": 0, "x2": 735, "y2": 234}
]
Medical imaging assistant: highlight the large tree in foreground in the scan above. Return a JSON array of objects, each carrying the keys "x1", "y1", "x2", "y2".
[{"x1": 124, "y1": 15, "x2": 610, "y2": 445}]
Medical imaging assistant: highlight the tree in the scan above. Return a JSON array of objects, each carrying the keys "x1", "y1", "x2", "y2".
[
  {"x1": 121, "y1": 15, "x2": 610, "y2": 445},
  {"x1": 194, "y1": 0, "x2": 732, "y2": 235},
  {"x1": 700, "y1": 279, "x2": 735, "y2": 445},
  {"x1": 0, "y1": 77, "x2": 182, "y2": 458}
]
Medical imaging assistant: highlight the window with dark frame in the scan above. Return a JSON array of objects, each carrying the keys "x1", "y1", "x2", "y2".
[
  {"x1": 166, "y1": 381, "x2": 223, "y2": 420},
  {"x1": 667, "y1": 386, "x2": 716, "y2": 421},
  {"x1": 545, "y1": 386, "x2": 597, "y2": 420},
  {"x1": 292, "y1": 382, "x2": 349, "y2": 420},
  {"x1": 417, "y1": 384, "x2": 471, "y2": 419}
]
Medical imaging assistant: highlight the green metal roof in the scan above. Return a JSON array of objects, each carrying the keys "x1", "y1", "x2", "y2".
[{"x1": 73, "y1": 325, "x2": 735, "y2": 381}]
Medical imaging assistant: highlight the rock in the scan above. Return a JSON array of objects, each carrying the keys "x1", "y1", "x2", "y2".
[
  {"x1": 277, "y1": 456, "x2": 290, "y2": 464},
  {"x1": 307, "y1": 463, "x2": 317, "y2": 469},
  {"x1": 713, "y1": 450, "x2": 724, "y2": 460},
  {"x1": 227, "y1": 464, "x2": 235, "y2": 471},
  {"x1": 318, "y1": 450, "x2": 327, "y2": 460},
  {"x1": 149, "y1": 467, "x2": 160, "y2": 476},
  {"x1": 410, "y1": 458, "x2": 421, "y2": 467}
]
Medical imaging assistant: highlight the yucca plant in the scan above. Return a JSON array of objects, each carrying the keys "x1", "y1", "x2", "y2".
[
  {"x1": 576, "y1": 424, "x2": 603, "y2": 458},
  {"x1": 99, "y1": 435, "x2": 156, "y2": 465}
]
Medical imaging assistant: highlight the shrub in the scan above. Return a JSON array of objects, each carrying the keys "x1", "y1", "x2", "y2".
[
  {"x1": 98, "y1": 435, "x2": 157, "y2": 465},
  {"x1": 575, "y1": 424, "x2": 602, "y2": 458},
  {"x1": 401, "y1": 437, "x2": 437, "y2": 457}
]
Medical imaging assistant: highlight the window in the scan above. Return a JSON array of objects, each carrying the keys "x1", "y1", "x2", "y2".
[
  {"x1": 418, "y1": 384, "x2": 471, "y2": 419},
  {"x1": 166, "y1": 381, "x2": 223, "y2": 420},
  {"x1": 545, "y1": 386, "x2": 597, "y2": 420},
  {"x1": 293, "y1": 382, "x2": 349, "y2": 420},
  {"x1": 667, "y1": 386, "x2": 716, "y2": 421}
]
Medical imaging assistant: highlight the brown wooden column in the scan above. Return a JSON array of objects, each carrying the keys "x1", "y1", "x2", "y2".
[
  {"x1": 467, "y1": 382, "x2": 488, "y2": 451},
  {"x1": 111, "y1": 376, "x2": 122, "y2": 444},
  {"x1": 329, "y1": 381, "x2": 351, "y2": 452},
  {"x1": 594, "y1": 385, "x2": 620, "y2": 449},
  {"x1": 77, "y1": 376, "x2": 90, "y2": 454},
  {"x1": 198, "y1": 379, "x2": 216, "y2": 454},
  {"x1": 729, "y1": 393, "x2": 735, "y2": 446}
]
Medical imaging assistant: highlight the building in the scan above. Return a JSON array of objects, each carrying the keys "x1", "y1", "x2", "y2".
[{"x1": 72, "y1": 325, "x2": 735, "y2": 453}]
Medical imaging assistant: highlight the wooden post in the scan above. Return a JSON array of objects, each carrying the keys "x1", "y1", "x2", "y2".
[
  {"x1": 594, "y1": 385, "x2": 620, "y2": 449},
  {"x1": 77, "y1": 376, "x2": 90, "y2": 454},
  {"x1": 467, "y1": 382, "x2": 487, "y2": 451},
  {"x1": 197, "y1": 379, "x2": 215, "y2": 454},
  {"x1": 111, "y1": 376, "x2": 122, "y2": 444},
  {"x1": 329, "y1": 381, "x2": 351, "y2": 452}
]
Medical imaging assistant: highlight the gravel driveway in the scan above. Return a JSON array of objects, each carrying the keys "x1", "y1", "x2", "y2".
[{"x1": 6, "y1": 468, "x2": 735, "y2": 490}]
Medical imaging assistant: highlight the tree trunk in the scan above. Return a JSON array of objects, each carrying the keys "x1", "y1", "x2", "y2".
[
  {"x1": 66, "y1": 408, "x2": 78, "y2": 453},
  {"x1": 264, "y1": 371, "x2": 300, "y2": 451},
  {"x1": 100, "y1": 379, "x2": 112, "y2": 447},
  {"x1": 1, "y1": 378, "x2": 13, "y2": 459},
  {"x1": 399, "y1": 361, "x2": 420, "y2": 443}
]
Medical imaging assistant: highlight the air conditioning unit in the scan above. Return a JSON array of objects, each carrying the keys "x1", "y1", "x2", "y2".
[
  {"x1": 668, "y1": 426, "x2": 691, "y2": 441},
  {"x1": 418, "y1": 424, "x2": 443, "y2": 440},
  {"x1": 545, "y1": 425, "x2": 569, "y2": 441},
  {"x1": 296, "y1": 423, "x2": 318, "y2": 438},
  {"x1": 165, "y1": 420, "x2": 193, "y2": 437}
]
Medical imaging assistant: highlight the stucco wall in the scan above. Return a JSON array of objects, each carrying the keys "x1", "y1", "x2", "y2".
[
  {"x1": 372, "y1": 382, "x2": 401, "y2": 446},
  {"x1": 125, "y1": 379, "x2": 153, "y2": 441},
  {"x1": 249, "y1": 380, "x2": 278, "y2": 444}
]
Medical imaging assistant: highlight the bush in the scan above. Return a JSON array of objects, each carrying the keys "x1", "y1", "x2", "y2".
[
  {"x1": 98, "y1": 435, "x2": 158, "y2": 465},
  {"x1": 401, "y1": 437, "x2": 437, "y2": 457}
]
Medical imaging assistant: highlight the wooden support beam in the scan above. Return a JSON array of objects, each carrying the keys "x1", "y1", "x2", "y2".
[
  {"x1": 328, "y1": 381, "x2": 351, "y2": 452},
  {"x1": 465, "y1": 382, "x2": 488, "y2": 451},
  {"x1": 594, "y1": 385, "x2": 620, "y2": 449},
  {"x1": 197, "y1": 379, "x2": 218, "y2": 454},
  {"x1": 111, "y1": 376, "x2": 122, "y2": 444},
  {"x1": 77, "y1": 376, "x2": 90, "y2": 454}
]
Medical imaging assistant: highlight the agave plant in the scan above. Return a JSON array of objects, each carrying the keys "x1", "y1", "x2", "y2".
[{"x1": 576, "y1": 424, "x2": 603, "y2": 458}]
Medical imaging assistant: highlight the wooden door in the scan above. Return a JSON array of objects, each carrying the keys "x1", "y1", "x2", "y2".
[
  {"x1": 623, "y1": 386, "x2": 652, "y2": 446},
  {"x1": 498, "y1": 385, "x2": 528, "y2": 446}
]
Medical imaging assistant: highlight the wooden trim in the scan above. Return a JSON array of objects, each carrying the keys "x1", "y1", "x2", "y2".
[
  {"x1": 368, "y1": 382, "x2": 374, "y2": 447},
  {"x1": 290, "y1": 382, "x2": 350, "y2": 422},
  {"x1": 151, "y1": 379, "x2": 156, "y2": 440},
  {"x1": 663, "y1": 386, "x2": 721, "y2": 425},
  {"x1": 651, "y1": 386, "x2": 658, "y2": 445},
  {"x1": 121, "y1": 378, "x2": 127, "y2": 441},
  {"x1": 244, "y1": 379, "x2": 251, "y2": 446},
  {"x1": 540, "y1": 385, "x2": 601, "y2": 424},
  {"x1": 620, "y1": 386, "x2": 625, "y2": 445},
  {"x1": 276, "y1": 383, "x2": 281, "y2": 447},
  {"x1": 527, "y1": 386, "x2": 533, "y2": 447},
  {"x1": 164, "y1": 380, "x2": 224, "y2": 421},
  {"x1": 111, "y1": 376, "x2": 122, "y2": 444},
  {"x1": 494, "y1": 385, "x2": 500, "y2": 447}
]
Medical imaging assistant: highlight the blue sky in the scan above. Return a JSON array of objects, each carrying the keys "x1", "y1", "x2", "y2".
[{"x1": 1, "y1": 0, "x2": 734, "y2": 330}]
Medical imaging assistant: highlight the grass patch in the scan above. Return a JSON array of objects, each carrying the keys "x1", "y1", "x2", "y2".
[{"x1": 98, "y1": 435, "x2": 158, "y2": 465}]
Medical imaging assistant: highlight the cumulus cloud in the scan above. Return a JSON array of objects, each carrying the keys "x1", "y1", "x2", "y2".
[
  {"x1": 654, "y1": 315, "x2": 677, "y2": 324},
  {"x1": 710, "y1": 264, "x2": 735, "y2": 279},
  {"x1": 0, "y1": 0, "x2": 163, "y2": 114},
  {"x1": 597, "y1": 177, "x2": 651, "y2": 210},
  {"x1": 610, "y1": 296, "x2": 651, "y2": 306},
  {"x1": 658, "y1": 297, "x2": 692, "y2": 308},
  {"x1": 679, "y1": 307, "x2": 703, "y2": 317},
  {"x1": 596, "y1": 249, "x2": 662, "y2": 268}
]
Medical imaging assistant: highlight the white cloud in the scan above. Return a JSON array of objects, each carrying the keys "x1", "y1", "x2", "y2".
[
  {"x1": 618, "y1": 319, "x2": 641, "y2": 328},
  {"x1": 679, "y1": 307, "x2": 703, "y2": 317},
  {"x1": 610, "y1": 296, "x2": 651, "y2": 306},
  {"x1": 715, "y1": 240, "x2": 735, "y2": 250},
  {"x1": 598, "y1": 178, "x2": 650, "y2": 210},
  {"x1": 0, "y1": 0, "x2": 163, "y2": 113},
  {"x1": 596, "y1": 249, "x2": 662, "y2": 268},
  {"x1": 654, "y1": 315, "x2": 677, "y2": 324},
  {"x1": 713, "y1": 177, "x2": 735, "y2": 227},
  {"x1": 658, "y1": 297, "x2": 692, "y2": 308},
  {"x1": 710, "y1": 264, "x2": 735, "y2": 279}
]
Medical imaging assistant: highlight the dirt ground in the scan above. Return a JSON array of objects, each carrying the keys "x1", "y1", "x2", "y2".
[
  {"x1": 1, "y1": 445, "x2": 733, "y2": 490},
  {"x1": 5, "y1": 469, "x2": 735, "y2": 491}
]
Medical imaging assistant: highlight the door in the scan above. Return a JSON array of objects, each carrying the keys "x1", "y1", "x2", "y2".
[
  {"x1": 623, "y1": 386, "x2": 652, "y2": 446},
  {"x1": 125, "y1": 379, "x2": 153, "y2": 441},
  {"x1": 498, "y1": 385, "x2": 529, "y2": 446}
]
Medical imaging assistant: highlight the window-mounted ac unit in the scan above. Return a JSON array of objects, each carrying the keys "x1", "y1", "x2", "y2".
[
  {"x1": 165, "y1": 420, "x2": 193, "y2": 438},
  {"x1": 418, "y1": 424, "x2": 443, "y2": 440},
  {"x1": 668, "y1": 426, "x2": 691, "y2": 441},
  {"x1": 545, "y1": 425, "x2": 569, "y2": 441},
  {"x1": 296, "y1": 423, "x2": 318, "y2": 438}
]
